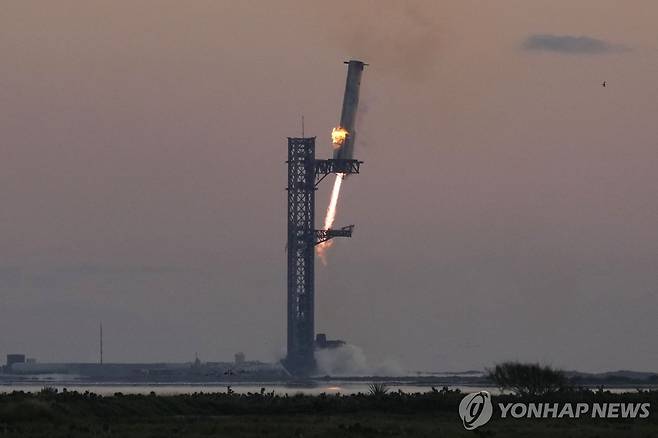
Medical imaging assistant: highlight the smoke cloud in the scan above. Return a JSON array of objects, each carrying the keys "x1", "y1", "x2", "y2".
[
  {"x1": 309, "y1": 2, "x2": 441, "y2": 80},
  {"x1": 522, "y1": 34, "x2": 625, "y2": 54},
  {"x1": 315, "y1": 344, "x2": 405, "y2": 376}
]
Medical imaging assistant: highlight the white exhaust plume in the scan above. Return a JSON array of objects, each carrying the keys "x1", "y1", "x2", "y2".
[
  {"x1": 315, "y1": 344, "x2": 405, "y2": 377},
  {"x1": 316, "y1": 172, "x2": 344, "y2": 265}
]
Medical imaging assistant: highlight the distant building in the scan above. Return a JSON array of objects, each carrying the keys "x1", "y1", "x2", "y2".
[
  {"x1": 6, "y1": 354, "x2": 26, "y2": 370},
  {"x1": 5, "y1": 360, "x2": 289, "y2": 381}
]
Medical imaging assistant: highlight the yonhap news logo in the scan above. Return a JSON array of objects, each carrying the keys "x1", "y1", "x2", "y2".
[
  {"x1": 497, "y1": 401, "x2": 650, "y2": 420},
  {"x1": 458, "y1": 391, "x2": 651, "y2": 430},
  {"x1": 459, "y1": 391, "x2": 493, "y2": 430}
]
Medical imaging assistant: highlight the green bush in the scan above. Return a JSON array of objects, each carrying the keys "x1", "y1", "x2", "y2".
[{"x1": 487, "y1": 361, "x2": 566, "y2": 396}]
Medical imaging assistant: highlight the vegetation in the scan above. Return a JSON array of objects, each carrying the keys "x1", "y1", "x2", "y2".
[
  {"x1": 0, "y1": 386, "x2": 654, "y2": 437},
  {"x1": 488, "y1": 361, "x2": 567, "y2": 396},
  {"x1": 367, "y1": 382, "x2": 390, "y2": 396}
]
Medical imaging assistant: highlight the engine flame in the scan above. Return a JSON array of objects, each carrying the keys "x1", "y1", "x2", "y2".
[
  {"x1": 331, "y1": 127, "x2": 348, "y2": 149},
  {"x1": 317, "y1": 173, "x2": 345, "y2": 265}
]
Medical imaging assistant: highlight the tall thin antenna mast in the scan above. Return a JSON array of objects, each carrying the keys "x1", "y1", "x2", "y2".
[
  {"x1": 100, "y1": 322, "x2": 103, "y2": 365},
  {"x1": 301, "y1": 115, "x2": 305, "y2": 137}
]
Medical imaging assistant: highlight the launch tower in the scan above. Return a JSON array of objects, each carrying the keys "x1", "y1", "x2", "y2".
[{"x1": 284, "y1": 60, "x2": 366, "y2": 376}]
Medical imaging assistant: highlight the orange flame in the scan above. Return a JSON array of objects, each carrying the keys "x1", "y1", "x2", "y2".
[
  {"x1": 331, "y1": 127, "x2": 348, "y2": 149},
  {"x1": 317, "y1": 173, "x2": 344, "y2": 265}
]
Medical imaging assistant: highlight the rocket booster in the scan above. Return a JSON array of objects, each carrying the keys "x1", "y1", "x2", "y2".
[{"x1": 333, "y1": 60, "x2": 366, "y2": 160}]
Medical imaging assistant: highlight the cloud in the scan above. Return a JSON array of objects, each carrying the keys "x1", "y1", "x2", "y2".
[{"x1": 522, "y1": 34, "x2": 625, "y2": 54}]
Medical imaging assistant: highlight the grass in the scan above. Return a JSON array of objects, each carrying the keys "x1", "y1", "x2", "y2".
[{"x1": 0, "y1": 387, "x2": 654, "y2": 437}]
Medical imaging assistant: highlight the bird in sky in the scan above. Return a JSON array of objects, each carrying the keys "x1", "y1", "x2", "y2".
[{"x1": 602, "y1": 81, "x2": 607, "y2": 87}]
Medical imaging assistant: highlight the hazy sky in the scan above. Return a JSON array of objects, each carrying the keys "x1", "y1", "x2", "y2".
[{"x1": 0, "y1": 1, "x2": 656, "y2": 372}]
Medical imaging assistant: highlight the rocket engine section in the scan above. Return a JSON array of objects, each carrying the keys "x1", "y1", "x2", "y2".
[{"x1": 333, "y1": 60, "x2": 367, "y2": 160}]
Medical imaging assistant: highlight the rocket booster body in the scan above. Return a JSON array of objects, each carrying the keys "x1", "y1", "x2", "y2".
[{"x1": 333, "y1": 60, "x2": 366, "y2": 160}]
